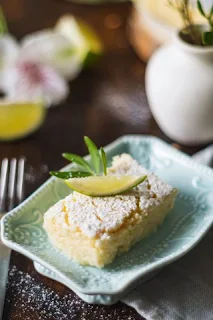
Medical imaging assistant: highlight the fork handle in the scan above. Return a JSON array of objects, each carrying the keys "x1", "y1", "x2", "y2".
[{"x1": 0, "y1": 214, "x2": 11, "y2": 320}]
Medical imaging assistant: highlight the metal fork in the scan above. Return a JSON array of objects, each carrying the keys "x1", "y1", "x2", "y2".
[{"x1": 0, "y1": 158, "x2": 25, "y2": 319}]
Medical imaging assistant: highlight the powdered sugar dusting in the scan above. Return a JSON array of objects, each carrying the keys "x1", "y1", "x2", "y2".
[
  {"x1": 5, "y1": 265, "x2": 140, "y2": 320},
  {"x1": 110, "y1": 154, "x2": 173, "y2": 197},
  {"x1": 66, "y1": 192, "x2": 138, "y2": 236}
]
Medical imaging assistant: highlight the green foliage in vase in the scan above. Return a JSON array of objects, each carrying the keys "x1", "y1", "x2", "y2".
[{"x1": 168, "y1": 0, "x2": 213, "y2": 46}]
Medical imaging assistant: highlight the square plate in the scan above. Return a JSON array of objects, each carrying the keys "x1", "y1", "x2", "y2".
[{"x1": 2, "y1": 135, "x2": 213, "y2": 298}]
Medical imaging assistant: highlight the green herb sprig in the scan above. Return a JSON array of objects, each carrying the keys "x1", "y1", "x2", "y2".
[
  {"x1": 50, "y1": 136, "x2": 107, "y2": 179},
  {"x1": 168, "y1": 0, "x2": 213, "y2": 46},
  {"x1": 84, "y1": 136, "x2": 101, "y2": 174},
  {"x1": 197, "y1": 0, "x2": 213, "y2": 45},
  {"x1": 100, "y1": 147, "x2": 107, "y2": 176}
]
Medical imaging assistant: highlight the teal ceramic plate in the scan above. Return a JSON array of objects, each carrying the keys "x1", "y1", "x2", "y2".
[
  {"x1": 1, "y1": 135, "x2": 213, "y2": 299},
  {"x1": 33, "y1": 261, "x2": 159, "y2": 305}
]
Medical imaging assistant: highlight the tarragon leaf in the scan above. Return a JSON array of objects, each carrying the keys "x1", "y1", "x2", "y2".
[
  {"x1": 197, "y1": 0, "x2": 206, "y2": 17},
  {"x1": 84, "y1": 136, "x2": 101, "y2": 174},
  {"x1": 100, "y1": 147, "x2": 107, "y2": 176},
  {"x1": 62, "y1": 153, "x2": 94, "y2": 174},
  {"x1": 210, "y1": 3, "x2": 213, "y2": 16},
  {"x1": 202, "y1": 31, "x2": 213, "y2": 45},
  {"x1": 50, "y1": 171, "x2": 92, "y2": 179}
]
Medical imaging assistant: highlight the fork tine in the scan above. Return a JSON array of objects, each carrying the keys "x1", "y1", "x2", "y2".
[
  {"x1": 0, "y1": 159, "x2": 9, "y2": 212},
  {"x1": 8, "y1": 158, "x2": 17, "y2": 211},
  {"x1": 16, "y1": 157, "x2": 25, "y2": 204}
]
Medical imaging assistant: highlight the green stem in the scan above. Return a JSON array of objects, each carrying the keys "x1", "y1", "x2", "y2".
[
  {"x1": 168, "y1": 0, "x2": 202, "y2": 45},
  {"x1": 207, "y1": 16, "x2": 213, "y2": 30},
  {"x1": 0, "y1": 7, "x2": 8, "y2": 34}
]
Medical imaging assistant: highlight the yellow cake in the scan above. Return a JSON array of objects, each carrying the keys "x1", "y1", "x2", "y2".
[{"x1": 43, "y1": 154, "x2": 177, "y2": 268}]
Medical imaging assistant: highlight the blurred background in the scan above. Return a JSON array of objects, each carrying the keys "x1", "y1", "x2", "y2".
[
  {"x1": 0, "y1": 0, "x2": 212, "y2": 197},
  {"x1": 1, "y1": 1, "x2": 213, "y2": 319}
]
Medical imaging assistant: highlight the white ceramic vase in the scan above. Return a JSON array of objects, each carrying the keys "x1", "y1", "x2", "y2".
[{"x1": 145, "y1": 28, "x2": 213, "y2": 145}]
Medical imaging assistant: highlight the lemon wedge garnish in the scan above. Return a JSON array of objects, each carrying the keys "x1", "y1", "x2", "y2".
[
  {"x1": 65, "y1": 175, "x2": 147, "y2": 197},
  {"x1": 0, "y1": 101, "x2": 46, "y2": 141}
]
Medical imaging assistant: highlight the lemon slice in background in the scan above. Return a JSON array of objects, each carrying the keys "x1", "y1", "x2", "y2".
[
  {"x1": 65, "y1": 175, "x2": 147, "y2": 196},
  {"x1": 0, "y1": 101, "x2": 46, "y2": 141},
  {"x1": 55, "y1": 15, "x2": 103, "y2": 66}
]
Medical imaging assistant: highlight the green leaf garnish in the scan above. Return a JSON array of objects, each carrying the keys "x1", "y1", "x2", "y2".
[
  {"x1": 62, "y1": 153, "x2": 94, "y2": 174},
  {"x1": 50, "y1": 171, "x2": 92, "y2": 179},
  {"x1": 202, "y1": 31, "x2": 213, "y2": 45},
  {"x1": 50, "y1": 136, "x2": 109, "y2": 180},
  {"x1": 210, "y1": 3, "x2": 213, "y2": 17},
  {"x1": 197, "y1": 0, "x2": 206, "y2": 17},
  {"x1": 0, "y1": 7, "x2": 8, "y2": 34},
  {"x1": 100, "y1": 147, "x2": 107, "y2": 176},
  {"x1": 84, "y1": 136, "x2": 101, "y2": 174}
]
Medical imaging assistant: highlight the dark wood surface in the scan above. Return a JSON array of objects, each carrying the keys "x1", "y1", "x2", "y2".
[{"x1": 1, "y1": 0, "x2": 203, "y2": 319}]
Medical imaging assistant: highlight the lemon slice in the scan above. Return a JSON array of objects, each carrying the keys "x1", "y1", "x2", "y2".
[
  {"x1": 0, "y1": 101, "x2": 46, "y2": 141},
  {"x1": 65, "y1": 175, "x2": 147, "y2": 197},
  {"x1": 55, "y1": 15, "x2": 103, "y2": 66}
]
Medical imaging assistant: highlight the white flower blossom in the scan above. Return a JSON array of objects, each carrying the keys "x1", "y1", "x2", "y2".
[
  {"x1": 21, "y1": 30, "x2": 83, "y2": 80},
  {"x1": 4, "y1": 60, "x2": 69, "y2": 106},
  {"x1": 0, "y1": 34, "x2": 19, "y2": 91}
]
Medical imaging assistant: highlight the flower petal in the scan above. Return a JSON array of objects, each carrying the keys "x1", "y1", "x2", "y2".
[
  {"x1": 39, "y1": 63, "x2": 69, "y2": 105},
  {"x1": 21, "y1": 30, "x2": 83, "y2": 80},
  {"x1": 0, "y1": 66, "x2": 18, "y2": 95},
  {"x1": 55, "y1": 15, "x2": 86, "y2": 48},
  {"x1": 4, "y1": 61, "x2": 69, "y2": 106},
  {"x1": 0, "y1": 35, "x2": 19, "y2": 68},
  {"x1": 0, "y1": 35, "x2": 19, "y2": 90}
]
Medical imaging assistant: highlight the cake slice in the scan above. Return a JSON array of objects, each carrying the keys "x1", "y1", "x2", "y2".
[{"x1": 43, "y1": 154, "x2": 177, "y2": 268}]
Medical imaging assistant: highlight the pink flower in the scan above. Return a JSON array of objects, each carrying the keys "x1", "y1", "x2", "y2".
[
  {"x1": 21, "y1": 30, "x2": 82, "y2": 80},
  {"x1": 3, "y1": 60, "x2": 69, "y2": 106}
]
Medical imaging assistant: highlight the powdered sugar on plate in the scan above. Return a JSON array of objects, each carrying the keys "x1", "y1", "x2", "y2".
[{"x1": 4, "y1": 265, "x2": 141, "y2": 320}]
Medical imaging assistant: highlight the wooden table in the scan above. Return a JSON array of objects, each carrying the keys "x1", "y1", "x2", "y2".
[{"x1": 1, "y1": 0, "x2": 202, "y2": 319}]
